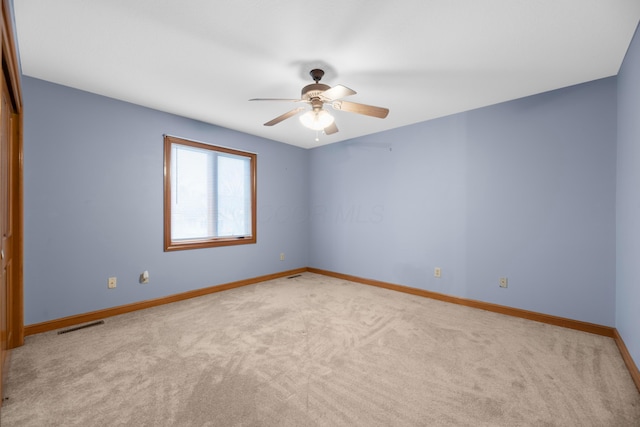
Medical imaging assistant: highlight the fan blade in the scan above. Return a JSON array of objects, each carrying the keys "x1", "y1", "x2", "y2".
[
  {"x1": 332, "y1": 100, "x2": 389, "y2": 118},
  {"x1": 324, "y1": 122, "x2": 339, "y2": 135},
  {"x1": 250, "y1": 98, "x2": 304, "y2": 102},
  {"x1": 263, "y1": 107, "x2": 306, "y2": 126},
  {"x1": 319, "y1": 85, "x2": 356, "y2": 102}
]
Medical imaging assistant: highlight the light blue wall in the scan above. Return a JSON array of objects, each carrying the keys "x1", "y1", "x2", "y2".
[
  {"x1": 309, "y1": 115, "x2": 468, "y2": 297},
  {"x1": 310, "y1": 77, "x2": 617, "y2": 327},
  {"x1": 617, "y1": 24, "x2": 640, "y2": 371},
  {"x1": 22, "y1": 70, "x2": 622, "y2": 333},
  {"x1": 23, "y1": 77, "x2": 309, "y2": 325}
]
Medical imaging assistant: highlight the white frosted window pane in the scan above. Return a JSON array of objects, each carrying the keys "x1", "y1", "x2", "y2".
[
  {"x1": 217, "y1": 154, "x2": 251, "y2": 236},
  {"x1": 171, "y1": 144, "x2": 214, "y2": 240}
]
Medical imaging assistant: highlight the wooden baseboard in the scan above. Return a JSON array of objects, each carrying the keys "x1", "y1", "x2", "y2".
[
  {"x1": 26, "y1": 267, "x2": 615, "y2": 338},
  {"x1": 24, "y1": 268, "x2": 307, "y2": 336},
  {"x1": 613, "y1": 329, "x2": 640, "y2": 394},
  {"x1": 307, "y1": 267, "x2": 616, "y2": 337},
  {"x1": 24, "y1": 266, "x2": 639, "y2": 394}
]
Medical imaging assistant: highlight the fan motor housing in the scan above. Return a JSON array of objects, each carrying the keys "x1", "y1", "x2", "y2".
[{"x1": 301, "y1": 83, "x2": 330, "y2": 100}]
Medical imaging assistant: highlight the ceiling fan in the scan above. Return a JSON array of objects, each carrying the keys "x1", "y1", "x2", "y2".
[{"x1": 250, "y1": 69, "x2": 389, "y2": 136}]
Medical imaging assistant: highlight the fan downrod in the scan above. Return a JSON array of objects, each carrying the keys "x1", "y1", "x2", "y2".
[{"x1": 309, "y1": 69, "x2": 325, "y2": 83}]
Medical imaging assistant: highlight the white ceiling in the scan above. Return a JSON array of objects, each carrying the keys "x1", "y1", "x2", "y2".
[{"x1": 14, "y1": 1, "x2": 640, "y2": 149}]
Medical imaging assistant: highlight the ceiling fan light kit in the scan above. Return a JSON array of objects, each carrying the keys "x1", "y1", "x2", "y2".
[
  {"x1": 299, "y1": 109, "x2": 334, "y2": 130},
  {"x1": 250, "y1": 68, "x2": 389, "y2": 139}
]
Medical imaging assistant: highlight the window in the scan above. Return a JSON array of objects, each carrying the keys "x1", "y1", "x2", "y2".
[{"x1": 164, "y1": 135, "x2": 256, "y2": 251}]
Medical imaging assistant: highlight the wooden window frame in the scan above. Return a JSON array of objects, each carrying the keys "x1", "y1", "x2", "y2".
[{"x1": 163, "y1": 135, "x2": 256, "y2": 251}]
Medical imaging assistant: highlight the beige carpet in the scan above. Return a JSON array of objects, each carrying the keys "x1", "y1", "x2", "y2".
[{"x1": 2, "y1": 272, "x2": 639, "y2": 426}]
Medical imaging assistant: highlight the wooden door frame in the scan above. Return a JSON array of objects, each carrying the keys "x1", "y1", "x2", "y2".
[
  {"x1": 1, "y1": 0, "x2": 24, "y2": 350},
  {"x1": 0, "y1": 0, "x2": 24, "y2": 409}
]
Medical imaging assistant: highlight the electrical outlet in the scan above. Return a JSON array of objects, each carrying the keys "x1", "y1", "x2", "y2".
[
  {"x1": 499, "y1": 277, "x2": 508, "y2": 288},
  {"x1": 434, "y1": 267, "x2": 441, "y2": 278},
  {"x1": 280, "y1": 253, "x2": 285, "y2": 261},
  {"x1": 108, "y1": 277, "x2": 117, "y2": 289}
]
